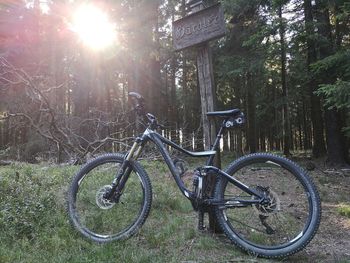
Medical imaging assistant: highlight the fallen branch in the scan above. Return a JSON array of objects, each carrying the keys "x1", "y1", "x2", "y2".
[{"x1": 0, "y1": 160, "x2": 11, "y2": 166}]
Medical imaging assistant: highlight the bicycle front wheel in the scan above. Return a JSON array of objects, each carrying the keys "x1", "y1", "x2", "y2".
[
  {"x1": 214, "y1": 153, "x2": 321, "y2": 258},
  {"x1": 67, "y1": 153, "x2": 152, "y2": 242}
]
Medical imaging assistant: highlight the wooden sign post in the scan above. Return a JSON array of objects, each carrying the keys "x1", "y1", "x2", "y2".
[
  {"x1": 173, "y1": 2, "x2": 225, "y2": 51},
  {"x1": 173, "y1": 0, "x2": 225, "y2": 152},
  {"x1": 173, "y1": 0, "x2": 226, "y2": 232}
]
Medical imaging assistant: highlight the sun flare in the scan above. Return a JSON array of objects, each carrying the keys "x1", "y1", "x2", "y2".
[{"x1": 71, "y1": 4, "x2": 117, "y2": 50}]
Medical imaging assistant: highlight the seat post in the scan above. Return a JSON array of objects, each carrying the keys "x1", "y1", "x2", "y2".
[{"x1": 206, "y1": 124, "x2": 225, "y2": 166}]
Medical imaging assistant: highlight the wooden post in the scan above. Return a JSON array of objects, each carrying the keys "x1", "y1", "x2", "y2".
[
  {"x1": 189, "y1": 0, "x2": 221, "y2": 232},
  {"x1": 189, "y1": 1, "x2": 216, "y2": 154},
  {"x1": 197, "y1": 44, "x2": 216, "y2": 150},
  {"x1": 173, "y1": 0, "x2": 226, "y2": 232}
]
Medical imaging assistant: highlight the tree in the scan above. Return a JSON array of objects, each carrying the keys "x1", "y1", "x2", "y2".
[
  {"x1": 303, "y1": 0, "x2": 327, "y2": 157},
  {"x1": 312, "y1": 0, "x2": 349, "y2": 166},
  {"x1": 276, "y1": 1, "x2": 292, "y2": 156}
]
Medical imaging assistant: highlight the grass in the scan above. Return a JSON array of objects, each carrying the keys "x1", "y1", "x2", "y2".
[
  {"x1": 337, "y1": 203, "x2": 350, "y2": 218},
  {"x1": 0, "y1": 161, "x2": 265, "y2": 263}
]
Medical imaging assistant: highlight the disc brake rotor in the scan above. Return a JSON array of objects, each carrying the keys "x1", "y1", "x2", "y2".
[
  {"x1": 96, "y1": 185, "x2": 115, "y2": 210},
  {"x1": 253, "y1": 187, "x2": 281, "y2": 215}
]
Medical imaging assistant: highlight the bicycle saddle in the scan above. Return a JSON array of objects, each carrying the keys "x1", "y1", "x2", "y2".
[{"x1": 206, "y1": 109, "x2": 241, "y2": 117}]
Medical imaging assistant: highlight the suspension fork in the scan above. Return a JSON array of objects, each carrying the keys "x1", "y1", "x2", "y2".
[{"x1": 105, "y1": 140, "x2": 144, "y2": 200}]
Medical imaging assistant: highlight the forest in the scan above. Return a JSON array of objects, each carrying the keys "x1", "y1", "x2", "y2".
[{"x1": 0, "y1": 0, "x2": 349, "y2": 166}]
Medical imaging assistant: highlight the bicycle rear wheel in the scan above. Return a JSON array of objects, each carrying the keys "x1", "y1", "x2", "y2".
[
  {"x1": 67, "y1": 153, "x2": 152, "y2": 242},
  {"x1": 214, "y1": 153, "x2": 321, "y2": 258}
]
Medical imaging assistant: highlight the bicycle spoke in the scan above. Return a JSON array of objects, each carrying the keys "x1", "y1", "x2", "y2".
[{"x1": 226, "y1": 215, "x2": 267, "y2": 234}]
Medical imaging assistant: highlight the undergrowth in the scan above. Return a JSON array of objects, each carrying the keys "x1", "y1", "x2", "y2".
[
  {"x1": 2, "y1": 156, "x2": 344, "y2": 262},
  {"x1": 0, "y1": 161, "x2": 256, "y2": 263}
]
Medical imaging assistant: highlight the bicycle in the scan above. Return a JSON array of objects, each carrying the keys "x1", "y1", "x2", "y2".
[{"x1": 67, "y1": 92, "x2": 321, "y2": 258}]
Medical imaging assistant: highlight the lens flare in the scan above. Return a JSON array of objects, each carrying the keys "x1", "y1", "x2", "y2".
[{"x1": 71, "y1": 4, "x2": 116, "y2": 50}]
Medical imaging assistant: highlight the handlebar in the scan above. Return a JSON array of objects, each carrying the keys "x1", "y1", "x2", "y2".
[{"x1": 146, "y1": 113, "x2": 165, "y2": 130}]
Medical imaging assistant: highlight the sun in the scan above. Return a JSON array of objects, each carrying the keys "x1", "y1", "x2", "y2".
[{"x1": 71, "y1": 4, "x2": 117, "y2": 51}]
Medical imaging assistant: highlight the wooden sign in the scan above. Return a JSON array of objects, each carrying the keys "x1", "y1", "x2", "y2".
[{"x1": 173, "y1": 3, "x2": 226, "y2": 51}]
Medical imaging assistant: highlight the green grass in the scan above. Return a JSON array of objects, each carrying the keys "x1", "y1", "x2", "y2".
[
  {"x1": 337, "y1": 203, "x2": 350, "y2": 218},
  {"x1": 0, "y1": 161, "x2": 266, "y2": 263}
]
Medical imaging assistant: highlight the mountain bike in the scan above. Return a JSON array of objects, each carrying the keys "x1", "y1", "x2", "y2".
[{"x1": 67, "y1": 92, "x2": 321, "y2": 258}]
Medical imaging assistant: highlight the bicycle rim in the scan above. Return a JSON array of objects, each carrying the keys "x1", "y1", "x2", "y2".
[{"x1": 218, "y1": 157, "x2": 315, "y2": 250}]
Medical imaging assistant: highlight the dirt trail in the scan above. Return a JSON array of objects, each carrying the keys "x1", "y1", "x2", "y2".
[{"x1": 288, "y1": 167, "x2": 350, "y2": 263}]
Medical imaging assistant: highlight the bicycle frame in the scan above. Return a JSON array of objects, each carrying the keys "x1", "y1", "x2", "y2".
[{"x1": 121, "y1": 126, "x2": 265, "y2": 205}]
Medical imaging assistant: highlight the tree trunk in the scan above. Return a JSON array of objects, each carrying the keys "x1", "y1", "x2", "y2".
[
  {"x1": 0, "y1": 122, "x2": 3, "y2": 149},
  {"x1": 232, "y1": 78, "x2": 243, "y2": 155},
  {"x1": 181, "y1": 0, "x2": 190, "y2": 134},
  {"x1": 278, "y1": 5, "x2": 291, "y2": 156},
  {"x1": 304, "y1": 0, "x2": 327, "y2": 157},
  {"x1": 247, "y1": 73, "x2": 256, "y2": 153},
  {"x1": 315, "y1": 0, "x2": 347, "y2": 166},
  {"x1": 149, "y1": 1, "x2": 162, "y2": 117},
  {"x1": 324, "y1": 109, "x2": 347, "y2": 166},
  {"x1": 170, "y1": 53, "x2": 178, "y2": 143}
]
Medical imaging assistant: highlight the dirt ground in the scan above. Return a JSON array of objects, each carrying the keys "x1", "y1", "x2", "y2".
[{"x1": 287, "y1": 162, "x2": 350, "y2": 263}]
